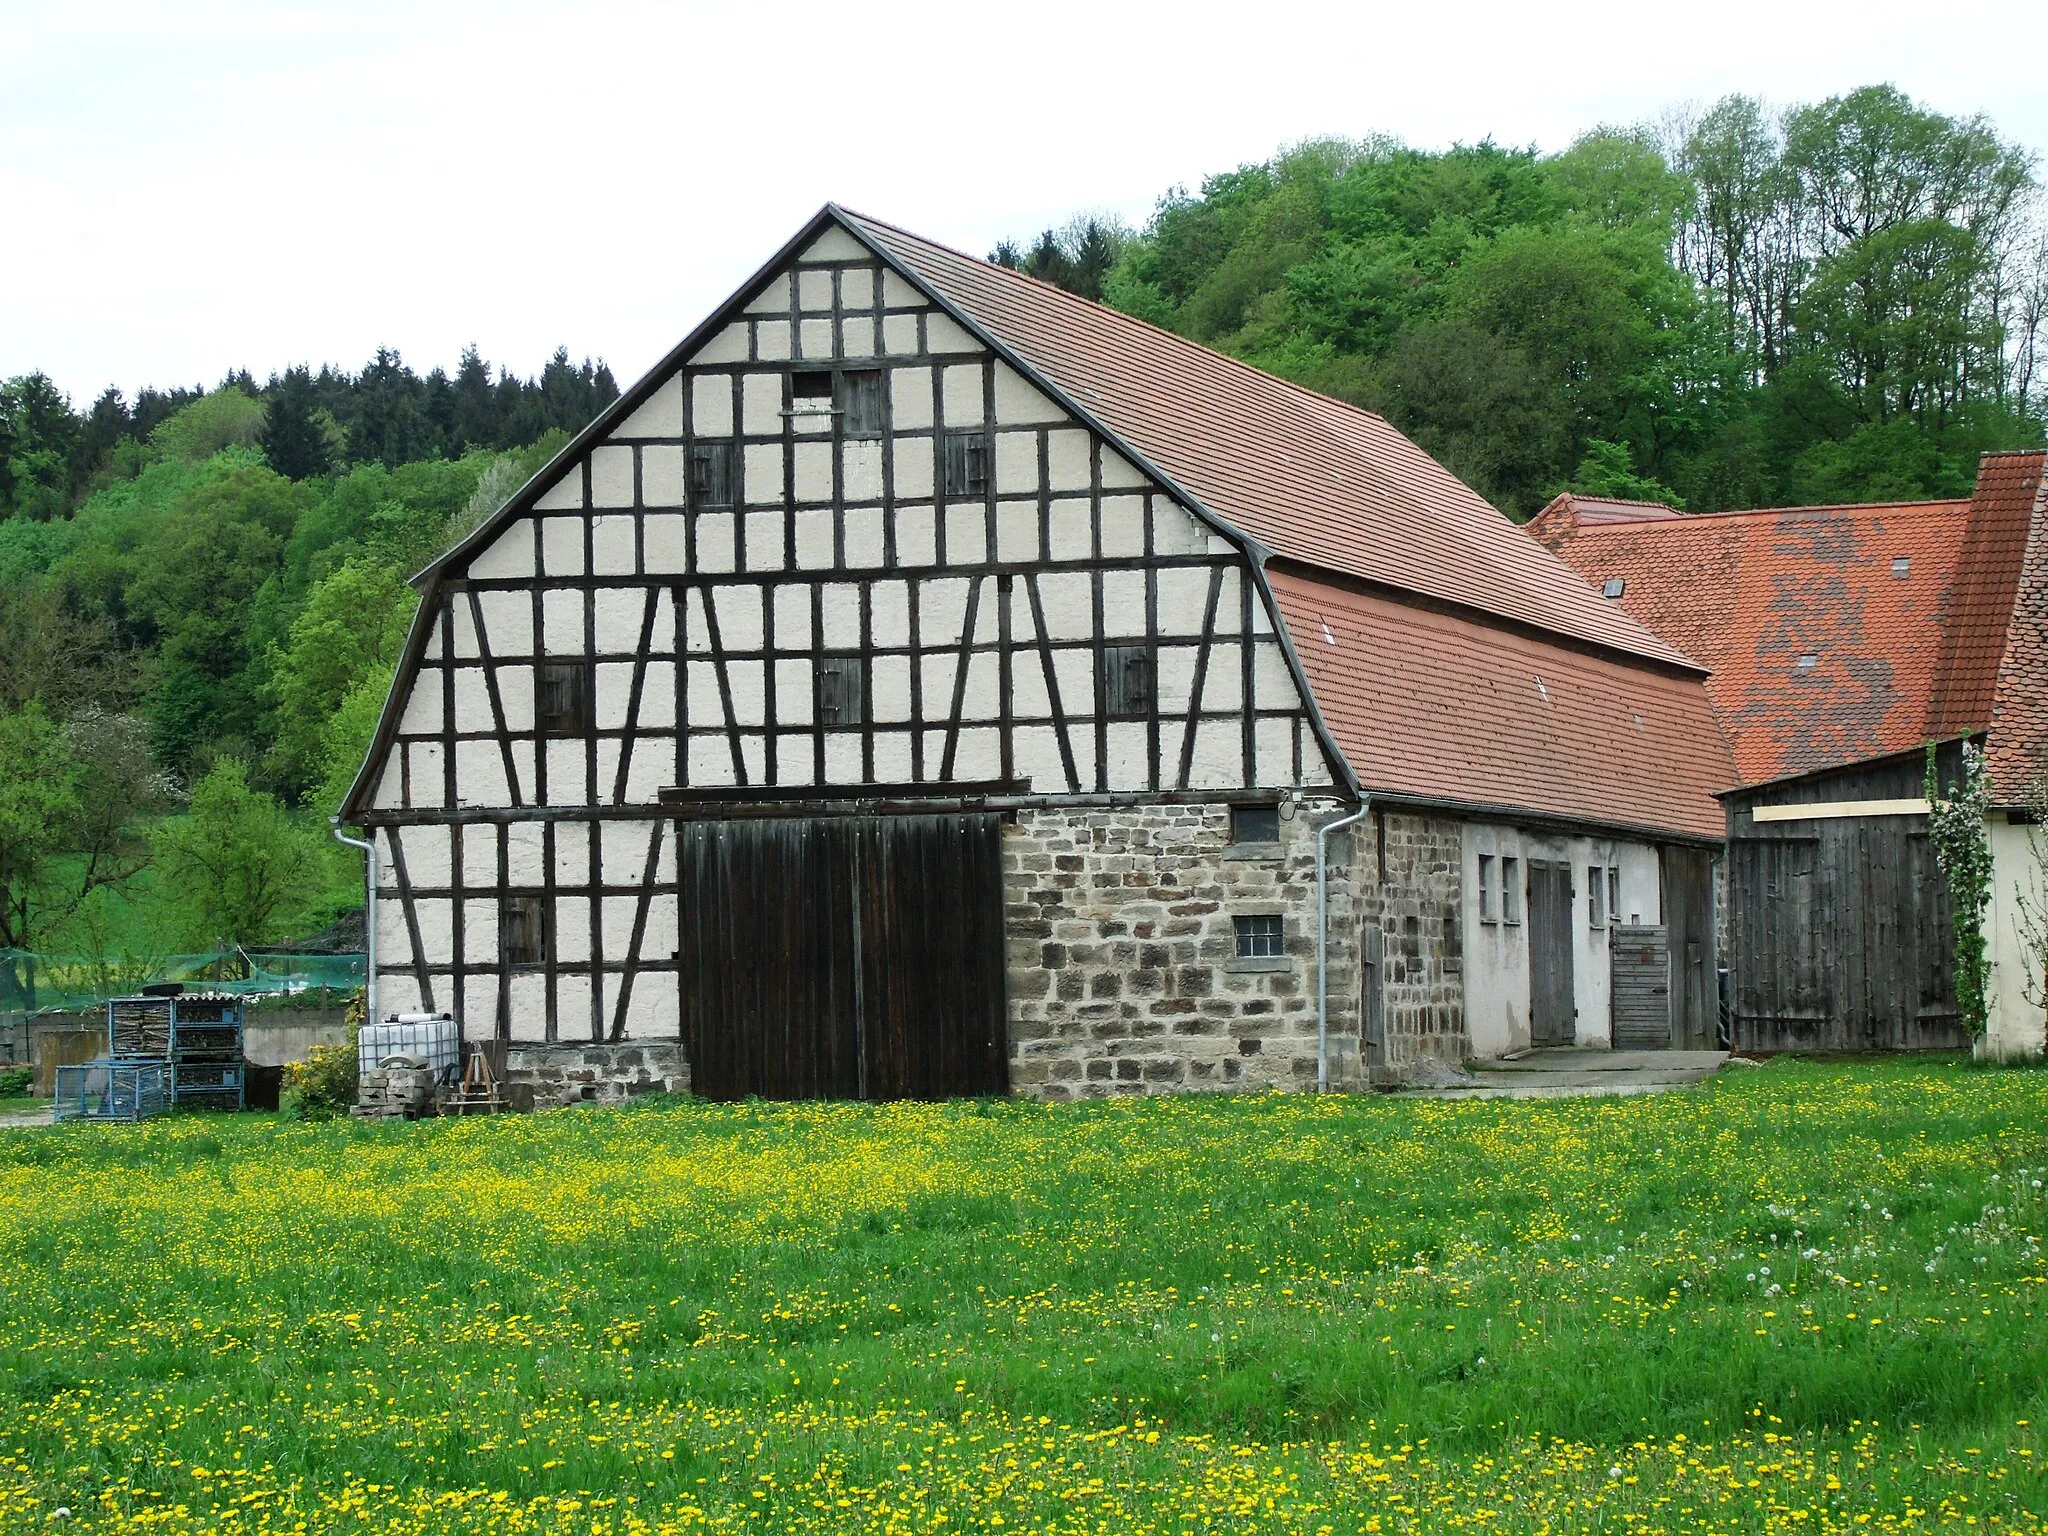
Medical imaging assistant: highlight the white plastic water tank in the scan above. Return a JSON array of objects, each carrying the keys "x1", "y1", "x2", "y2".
[{"x1": 358, "y1": 1015, "x2": 460, "y2": 1082}]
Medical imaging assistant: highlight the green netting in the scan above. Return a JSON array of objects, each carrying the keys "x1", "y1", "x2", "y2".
[{"x1": 0, "y1": 949, "x2": 365, "y2": 1016}]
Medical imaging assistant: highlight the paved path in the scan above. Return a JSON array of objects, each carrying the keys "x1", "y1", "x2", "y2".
[
  {"x1": 0, "y1": 1106, "x2": 54, "y2": 1129},
  {"x1": 1394, "y1": 1047, "x2": 1733, "y2": 1099}
]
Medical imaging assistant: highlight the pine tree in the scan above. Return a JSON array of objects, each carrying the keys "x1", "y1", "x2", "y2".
[{"x1": 260, "y1": 366, "x2": 333, "y2": 481}]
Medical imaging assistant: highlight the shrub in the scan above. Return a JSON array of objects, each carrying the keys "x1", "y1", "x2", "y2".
[
  {"x1": 281, "y1": 989, "x2": 362, "y2": 1120},
  {"x1": 0, "y1": 1067, "x2": 30, "y2": 1097}
]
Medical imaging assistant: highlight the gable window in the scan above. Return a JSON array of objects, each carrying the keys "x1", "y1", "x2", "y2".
[
  {"x1": 501, "y1": 895, "x2": 548, "y2": 967},
  {"x1": 1588, "y1": 864, "x2": 1606, "y2": 926},
  {"x1": 1102, "y1": 644, "x2": 1153, "y2": 719},
  {"x1": 1234, "y1": 913, "x2": 1284, "y2": 959},
  {"x1": 943, "y1": 430, "x2": 988, "y2": 498},
  {"x1": 688, "y1": 442, "x2": 735, "y2": 507},
  {"x1": 1501, "y1": 856, "x2": 1522, "y2": 924},
  {"x1": 815, "y1": 655, "x2": 866, "y2": 727},
  {"x1": 538, "y1": 662, "x2": 589, "y2": 736},
  {"x1": 1607, "y1": 866, "x2": 1620, "y2": 926},
  {"x1": 1478, "y1": 854, "x2": 1496, "y2": 922},
  {"x1": 1231, "y1": 804, "x2": 1280, "y2": 845},
  {"x1": 839, "y1": 369, "x2": 884, "y2": 436},
  {"x1": 791, "y1": 370, "x2": 834, "y2": 406}
]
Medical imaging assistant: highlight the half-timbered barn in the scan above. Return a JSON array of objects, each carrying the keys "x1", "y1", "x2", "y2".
[
  {"x1": 1536, "y1": 450, "x2": 2048, "y2": 1057},
  {"x1": 338, "y1": 207, "x2": 1733, "y2": 1104}
]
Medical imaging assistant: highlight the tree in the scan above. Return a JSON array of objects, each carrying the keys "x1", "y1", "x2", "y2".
[
  {"x1": 0, "y1": 704, "x2": 82, "y2": 962},
  {"x1": 0, "y1": 374, "x2": 83, "y2": 521},
  {"x1": 261, "y1": 366, "x2": 335, "y2": 481},
  {"x1": 263, "y1": 557, "x2": 417, "y2": 795},
  {"x1": 150, "y1": 757, "x2": 323, "y2": 948},
  {"x1": 149, "y1": 388, "x2": 267, "y2": 462}
]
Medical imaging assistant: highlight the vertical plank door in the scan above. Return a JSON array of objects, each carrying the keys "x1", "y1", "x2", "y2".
[
  {"x1": 676, "y1": 814, "x2": 1009, "y2": 1101},
  {"x1": 1527, "y1": 859, "x2": 1576, "y2": 1046}
]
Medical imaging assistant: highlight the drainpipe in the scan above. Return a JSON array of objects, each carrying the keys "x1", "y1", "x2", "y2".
[
  {"x1": 330, "y1": 820, "x2": 378, "y2": 1028},
  {"x1": 1316, "y1": 797, "x2": 1371, "y2": 1092}
]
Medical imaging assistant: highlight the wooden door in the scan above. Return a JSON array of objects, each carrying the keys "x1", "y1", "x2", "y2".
[
  {"x1": 1527, "y1": 859, "x2": 1576, "y2": 1045},
  {"x1": 677, "y1": 814, "x2": 1009, "y2": 1101},
  {"x1": 1612, "y1": 925, "x2": 1671, "y2": 1048}
]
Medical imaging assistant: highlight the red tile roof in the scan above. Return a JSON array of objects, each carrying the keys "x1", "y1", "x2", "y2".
[
  {"x1": 1986, "y1": 456, "x2": 2048, "y2": 799},
  {"x1": 1527, "y1": 493, "x2": 1691, "y2": 547},
  {"x1": 1542, "y1": 454, "x2": 2048, "y2": 787},
  {"x1": 1270, "y1": 569, "x2": 1732, "y2": 840},
  {"x1": 843, "y1": 210, "x2": 1699, "y2": 673}
]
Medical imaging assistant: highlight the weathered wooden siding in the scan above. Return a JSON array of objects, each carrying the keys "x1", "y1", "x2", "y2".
[
  {"x1": 1611, "y1": 924, "x2": 1670, "y2": 1048},
  {"x1": 1726, "y1": 744, "x2": 1967, "y2": 1051},
  {"x1": 676, "y1": 814, "x2": 1008, "y2": 1101}
]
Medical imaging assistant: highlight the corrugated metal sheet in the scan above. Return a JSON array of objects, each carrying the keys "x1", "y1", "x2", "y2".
[
  {"x1": 1268, "y1": 569, "x2": 1733, "y2": 841},
  {"x1": 843, "y1": 211, "x2": 1701, "y2": 673}
]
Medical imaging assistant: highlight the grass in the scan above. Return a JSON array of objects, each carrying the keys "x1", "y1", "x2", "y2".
[{"x1": 1, "y1": 1057, "x2": 2045, "y2": 1532}]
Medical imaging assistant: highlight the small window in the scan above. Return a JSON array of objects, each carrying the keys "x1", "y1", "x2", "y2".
[
  {"x1": 815, "y1": 655, "x2": 865, "y2": 727},
  {"x1": 943, "y1": 430, "x2": 988, "y2": 498},
  {"x1": 840, "y1": 369, "x2": 884, "y2": 436},
  {"x1": 791, "y1": 369, "x2": 834, "y2": 404},
  {"x1": 1795, "y1": 652, "x2": 1819, "y2": 672},
  {"x1": 1102, "y1": 644, "x2": 1152, "y2": 719},
  {"x1": 1501, "y1": 856, "x2": 1521, "y2": 924},
  {"x1": 1478, "y1": 854, "x2": 1496, "y2": 922},
  {"x1": 1231, "y1": 804, "x2": 1280, "y2": 845},
  {"x1": 688, "y1": 442, "x2": 735, "y2": 507},
  {"x1": 1607, "y1": 866, "x2": 1620, "y2": 926},
  {"x1": 1602, "y1": 577, "x2": 1626, "y2": 599},
  {"x1": 538, "y1": 662, "x2": 589, "y2": 736},
  {"x1": 1234, "y1": 914, "x2": 1284, "y2": 959},
  {"x1": 1588, "y1": 864, "x2": 1605, "y2": 926},
  {"x1": 502, "y1": 895, "x2": 548, "y2": 967},
  {"x1": 1892, "y1": 556, "x2": 1911, "y2": 579}
]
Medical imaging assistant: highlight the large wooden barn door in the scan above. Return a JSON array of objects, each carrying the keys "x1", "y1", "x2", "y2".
[
  {"x1": 1527, "y1": 859, "x2": 1576, "y2": 1045},
  {"x1": 676, "y1": 814, "x2": 1008, "y2": 1101}
]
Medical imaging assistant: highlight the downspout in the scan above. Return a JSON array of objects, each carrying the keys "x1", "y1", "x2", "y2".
[
  {"x1": 330, "y1": 820, "x2": 378, "y2": 1028},
  {"x1": 1316, "y1": 797, "x2": 1371, "y2": 1092}
]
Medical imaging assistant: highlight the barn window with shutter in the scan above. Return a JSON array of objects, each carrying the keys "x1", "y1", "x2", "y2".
[
  {"x1": 943, "y1": 430, "x2": 987, "y2": 497},
  {"x1": 538, "y1": 662, "x2": 589, "y2": 737},
  {"x1": 815, "y1": 655, "x2": 866, "y2": 727},
  {"x1": 688, "y1": 442, "x2": 735, "y2": 507},
  {"x1": 501, "y1": 895, "x2": 548, "y2": 967},
  {"x1": 1102, "y1": 644, "x2": 1152, "y2": 719},
  {"x1": 840, "y1": 370, "x2": 884, "y2": 436}
]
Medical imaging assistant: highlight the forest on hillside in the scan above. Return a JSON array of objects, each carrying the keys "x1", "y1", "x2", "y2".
[
  {"x1": 0, "y1": 82, "x2": 2043, "y2": 970},
  {"x1": 996, "y1": 85, "x2": 2048, "y2": 518}
]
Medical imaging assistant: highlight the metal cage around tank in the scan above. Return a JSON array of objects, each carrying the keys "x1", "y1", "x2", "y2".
[{"x1": 52, "y1": 1058, "x2": 170, "y2": 1123}]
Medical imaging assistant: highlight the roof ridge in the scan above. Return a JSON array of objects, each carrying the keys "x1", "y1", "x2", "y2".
[{"x1": 1565, "y1": 497, "x2": 1971, "y2": 529}]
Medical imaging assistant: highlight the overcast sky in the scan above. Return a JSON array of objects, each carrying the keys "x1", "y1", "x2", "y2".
[{"x1": 6, "y1": 0, "x2": 2045, "y2": 409}]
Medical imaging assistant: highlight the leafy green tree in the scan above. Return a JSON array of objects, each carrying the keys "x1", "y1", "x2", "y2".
[
  {"x1": 317, "y1": 666, "x2": 396, "y2": 818},
  {"x1": 263, "y1": 557, "x2": 417, "y2": 796},
  {"x1": 0, "y1": 704, "x2": 82, "y2": 961},
  {"x1": 148, "y1": 388, "x2": 266, "y2": 462},
  {"x1": 150, "y1": 757, "x2": 324, "y2": 947},
  {"x1": 1562, "y1": 440, "x2": 1686, "y2": 506}
]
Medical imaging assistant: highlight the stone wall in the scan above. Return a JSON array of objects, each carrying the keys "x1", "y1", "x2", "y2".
[
  {"x1": 500, "y1": 1041, "x2": 689, "y2": 1111},
  {"x1": 1363, "y1": 810, "x2": 1467, "y2": 1076},
  {"x1": 1002, "y1": 798, "x2": 1366, "y2": 1099}
]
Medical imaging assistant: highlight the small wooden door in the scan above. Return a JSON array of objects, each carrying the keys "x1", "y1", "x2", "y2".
[
  {"x1": 1527, "y1": 859, "x2": 1576, "y2": 1045},
  {"x1": 1612, "y1": 924, "x2": 1671, "y2": 1048},
  {"x1": 677, "y1": 814, "x2": 1009, "y2": 1101}
]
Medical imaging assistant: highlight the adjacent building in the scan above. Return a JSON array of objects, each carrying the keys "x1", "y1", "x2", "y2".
[
  {"x1": 1535, "y1": 451, "x2": 2048, "y2": 1056},
  {"x1": 340, "y1": 207, "x2": 1732, "y2": 1103}
]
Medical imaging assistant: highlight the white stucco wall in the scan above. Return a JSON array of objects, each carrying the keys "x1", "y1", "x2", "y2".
[
  {"x1": 1986, "y1": 813, "x2": 2048, "y2": 1059},
  {"x1": 1460, "y1": 822, "x2": 1662, "y2": 1057}
]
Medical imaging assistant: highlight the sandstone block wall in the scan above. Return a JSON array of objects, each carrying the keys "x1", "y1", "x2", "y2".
[
  {"x1": 1002, "y1": 799, "x2": 1366, "y2": 1099},
  {"x1": 500, "y1": 1041, "x2": 689, "y2": 1111},
  {"x1": 1363, "y1": 810, "x2": 1468, "y2": 1075}
]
